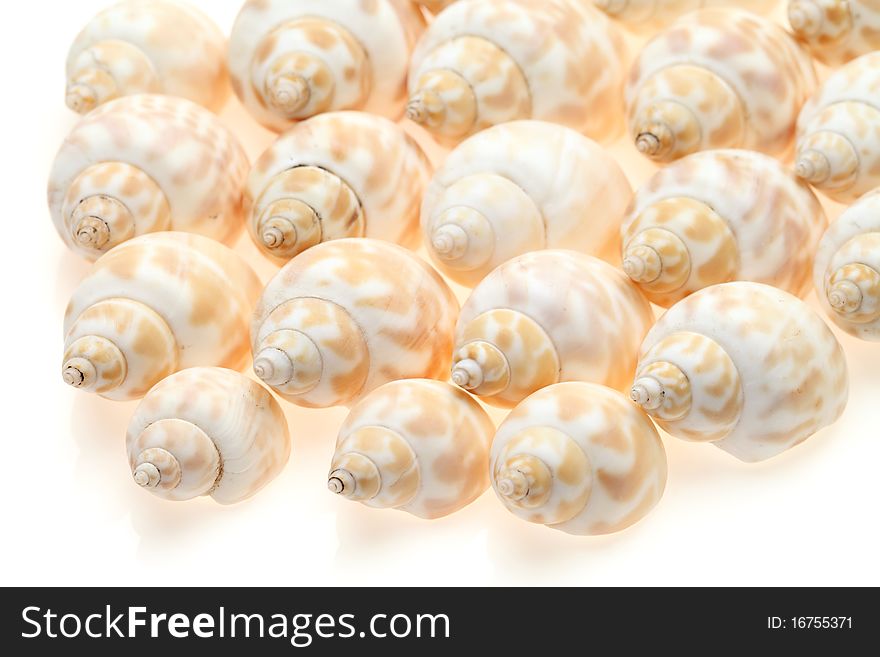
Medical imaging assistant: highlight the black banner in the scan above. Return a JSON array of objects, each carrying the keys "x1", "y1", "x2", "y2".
[{"x1": 0, "y1": 587, "x2": 871, "y2": 653}]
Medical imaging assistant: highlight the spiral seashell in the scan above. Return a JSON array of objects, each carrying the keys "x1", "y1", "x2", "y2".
[
  {"x1": 228, "y1": 0, "x2": 425, "y2": 132},
  {"x1": 788, "y1": 0, "x2": 880, "y2": 66},
  {"x1": 48, "y1": 95, "x2": 249, "y2": 261},
  {"x1": 251, "y1": 238, "x2": 458, "y2": 408},
  {"x1": 594, "y1": 0, "x2": 778, "y2": 31},
  {"x1": 813, "y1": 188, "x2": 880, "y2": 341},
  {"x1": 795, "y1": 52, "x2": 880, "y2": 204},
  {"x1": 127, "y1": 368, "x2": 290, "y2": 504},
  {"x1": 491, "y1": 382, "x2": 667, "y2": 535},
  {"x1": 421, "y1": 121, "x2": 631, "y2": 287},
  {"x1": 328, "y1": 379, "x2": 494, "y2": 519},
  {"x1": 407, "y1": 0, "x2": 626, "y2": 145},
  {"x1": 245, "y1": 112, "x2": 431, "y2": 264},
  {"x1": 626, "y1": 8, "x2": 817, "y2": 163},
  {"x1": 631, "y1": 282, "x2": 848, "y2": 462},
  {"x1": 65, "y1": 0, "x2": 229, "y2": 114},
  {"x1": 621, "y1": 149, "x2": 827, "y2": 307},
  {"x1": 62, "y1": 233, "x2": 261, "y2": 401},
  {"x1": 451, "y1": 251, "x2": 654, "y2": 408}
]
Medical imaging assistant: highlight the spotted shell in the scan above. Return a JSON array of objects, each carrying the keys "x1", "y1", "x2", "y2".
[
  {"x1": 632, "y1": 282, "x2": 848, "y2": 462},
  {"x1": 127, "y1": 367, "x2": 290, "y2": 504},
  {"x1": 412, "y1": 0, "x2": 457, "y2": 13},
  {"x1": 251, "y1": 238, "x2": 458, "y2": 409},
  {"x1": 813, "y1": 188, "x2": 880, "y2": 341},
  {"x1": 788, "y1": 0, "x2": 880, "y2": 66},
  {"x1": 228, "y1": 0, "x2": 425, "y2": 132},
  {"x1": 491, "y1": 382, "x2": 667, "y2": 536},
  {"x1": 65, "y1": 0, "x2": 228, "y2": 113},
  {"x1": 48, "y1": 95, "x2": 249, "y2": 261},
  {"x1": 245, "y1": 111, "x2": 432, "y2": 264},
  {"x1": 594, "y1": 0, "x2": 778, "y2": 31},
  {"x1": 421, "y1": 120, "x2": 631, "y2": 287},
  {"x1": 795, "y1": 52, "x2": 880, "y2": 204},
  {"x1": 63, "y1": 233, "x2": 262, "y2": 401},
  {"x1": 621, "y1": 149, "x2": 827, "y2": 307},
  {"x1": 328, "y1": 379, "x2": 495, "y2": 519},
  {"x1": 451, "y1": 251, "x2": 654, "y2": 408},
  {"x1": 407, "y1": 0, "x2": 626, "y2": 145},
  {"x1": 626, "y1": 8, "x2": 817, "y2": 163}
]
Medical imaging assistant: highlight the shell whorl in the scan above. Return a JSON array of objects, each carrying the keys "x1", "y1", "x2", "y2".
[
  {"x1": 330, "y1": 379, "x2": 494, "y2": 518},
  {"x1": 788, "y1": 0, "x2": 879, "y2": 66},
  {"x1": 251, "y1": 239, "x2": 459, "y2": 408},
  {"x1": 491, "y1": 382, "x2": 667, "y2": 535},
  {"x1": 126, "y1": 368, "x2": 291, "y2": 504},
  {"x1": 453, "y1": 251, "x2": 654, "y2": 408},
  {"x1": 66, "y1": 40, "x2": 158, "y2": 113},
  {"x1": 636, "y1": 282, "x2": 848, "y2": 462}
]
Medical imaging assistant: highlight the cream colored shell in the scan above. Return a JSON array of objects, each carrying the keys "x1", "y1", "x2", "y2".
[
  {"x1": 407, "y1": 0, "x2": 626, "y2": 145},
  {"x1": 48, "y1": 95, "x2": 249, "y2": 261},
  {"x1": 245, "y1": 111, "x2": 431, "y2": 264},
  {"x1": 452, "y1": 251, "x2": 654, "y2": 409},
  {"x1": 328, "y1": 379, "x2": 495, "y2": 519},
  {"x1": 622, "y1": 149, "x2": 827, "y2": 307},
  {"x1": 788, "y1": 0, "x2": 880, "y2": 66},
  {"x1": 626, "y1": 8, "x2": 817, "y2": 163},
  {"x1": 228, "y1": 0, "x2": 425, "y2": 133},
  {"x1": 422, "y1": 121, "x2": 632, "y2": 287},
  {"x1": 813, "y1": 188, "x2": 880, "y2": 341},
  {"x1": 63, "y1": 233, "x2": 262, "y2": 401},
  {"x1": 594, "y1": 0, "x2": 777, "y2": 30},
  {"x1": 127, "y1": 367, "x2": 290, "y2": 504},
  {"x1": 412, "y1": 0, "x2": 457, "y2": 13},
  {"x1": 66, "y1": 0, "x2": 229, "y2": 113},
  {"x1": 251, "y1": 238, "x2": 459, "y2": 409},
  {"x1": 632, "y1": 282, "x2": 848, "y2": 462},
  {"x1": 491, "y1": 382, "x2": 667, "y2": 536},
  {"x1": 795, "y1": 52, "x2": 880, "y2": 204}
]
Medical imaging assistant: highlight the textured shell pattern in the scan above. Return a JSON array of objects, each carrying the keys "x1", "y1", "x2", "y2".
[
  {"x1": 246, "y1": 111, "x2": 432, "y2": 261},
  {"x1": 333, "y1": 379, "x2": 495, "y2": 519},
  {"x1": 66, "y1": 0, "x2": 229, "y2": 111},
  {"x1": 455, "y1": 251, "x2": 654, "y2": 407},
  {"x1": 48, "y1": 95, "x2": 249, "y2": 260},
  {"x1": 813, "y1": 187, "x2": 880, "y2": 340},
  {"x1": 252, "y1": 238, "x2": 459, "y2": 408},
  {"x1": 637, "y1": 282, "x2": 848, "y2": 462},
  {"x1": 422, "y1": 120, "x2": 632, "y2": 286},
  {"x1": 409, "y1": 0, "x2": 627, "y2": 142},
  {"x1": 796, "y1": 52, "x2": 880, "y2": 203},
  {"x1": 626, "y1": 8, "x2": 817, "y2": 159},
  {"x1": 64, "y1": 233, "x2": 262, "y2": 401},
  {"x1": 622, "y1": 149, "x2": 827, "y2": 306},
  {"x1": 127, "y1": 367, "x2": 291, "y2": 504},
  {"x1": 788, "y1": 0, "x2": 880, "y2": 66},
  {"x1": 228, "y1": 0, "x2": 425, "y2": 132},
  {"x1": 491, "y1": 382, "x2": 667, "y2": 535},
  {"x1": 595, "y1": 0, "x2": 777, "y2": 29}
]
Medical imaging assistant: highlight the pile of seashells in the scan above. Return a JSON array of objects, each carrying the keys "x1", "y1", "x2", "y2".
[{"x1": 52, "y1": 0, "x2": 880, "y2": 535}]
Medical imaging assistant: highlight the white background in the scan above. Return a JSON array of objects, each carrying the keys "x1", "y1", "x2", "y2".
[{"x1": 1, "y1": 0, "x2": 878, "y2": 587}]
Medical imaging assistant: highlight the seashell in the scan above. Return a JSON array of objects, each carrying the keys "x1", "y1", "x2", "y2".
[
  {"x1": 65, "y1": 0, "x2": 229, "y2": 114},
  {"x1": 328, "y1": 379, "x2": 494, "y2": 519},
  {"x1": 626, "y1": 8, "x2": 817, "y2": 163},
  {"x1": 62, "y1": 233, "x2": 262, "y2": 401},
  {"x1": 813, "y1": 188, "x2": 880, "y2": 341},
  {"x1": 622, "y1": 149, "x2": 827, "y2": 307},
  {"x1": 245, "y1": 112, "x2": 431, "y2": 264},
  {"x1": 228, "y1": 0, "x2": 425, "y2": 132},
  {"x1": 491, "y1": 382, "x2": 667, "y2": 535},
  {"x1": 795, "y1": 52, "x2": 880, "y2": 204},
  {"x1": 251, "y1": 238, "x2": 458, "y2": 408},
  {"x1": 421, "y1": 120, "x2": 632, "y2": 287},
  {"x1": 127, "y1": 367, "x2": 290, "y2": 504},
  {"x1": 631, "y1": 282, "x2": 848, "y2": 462},
  {"x1": 412, "y1": 0, "x2": 457, "y2": 13},
  {"x1": 594, "y1": 0, "x2": 777, "y2": 31},
  {"x1": 48, "y1": 95, "x2": 249, "y2": 261},
  {"x1": 451, "y1": 251, "x2": 654, "y2": 408},
  {"x1": 788, "y1": 0, "x2": 880, "y2": 66},
  {"x1": 406, "y1": 0, "x2": 626, "y2": 145}
]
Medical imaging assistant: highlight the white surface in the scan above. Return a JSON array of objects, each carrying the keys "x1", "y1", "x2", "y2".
[{"x1": 1, "y1": 0, "x2": 878, "y2": 587}]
